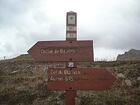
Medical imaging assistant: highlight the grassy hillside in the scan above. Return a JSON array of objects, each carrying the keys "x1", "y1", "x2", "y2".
[{"x1": 0, "y1": 55, "x2": 140, "y2": 105}]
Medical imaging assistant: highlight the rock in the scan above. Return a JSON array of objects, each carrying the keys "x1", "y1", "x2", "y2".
[
  {"x1": 117, "y1": 49, "x2": 140, "y2": 61},
  {"x1": 125, "y1": 79, "x2": 132, "y2": 86},
  {"x1": 137, "y1": 77, "x2": 140, "y2": 81},
  {"x1": 11, "y1": 70, "x2": 18, "y2": 74},
  {"x1": 117, "y1": 73, "x2": 125, "y2": 79}
]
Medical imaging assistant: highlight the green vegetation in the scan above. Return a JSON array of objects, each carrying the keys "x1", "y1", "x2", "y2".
[
  {"x1": 79, "y1": 89, "x2": 140, "y2": 105},
  {"x1": 0, "y1": 57, "x2": 140, "y2": 105},
  {"x1": 0, "y1": 83, "x2": 63, "y2": 105}
]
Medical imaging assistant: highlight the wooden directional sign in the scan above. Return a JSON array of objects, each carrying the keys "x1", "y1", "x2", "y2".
[
  {"x1": 47, "y1": 68, "x2": 115, "y2": 90},
  {"x1": 28, "y1": 40, "x2": 93, "y2": 62}
]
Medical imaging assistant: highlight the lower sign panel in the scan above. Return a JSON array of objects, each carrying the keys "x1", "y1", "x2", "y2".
[{"x1": 47, "y1": 68, "x2": 115, "y2": 90}]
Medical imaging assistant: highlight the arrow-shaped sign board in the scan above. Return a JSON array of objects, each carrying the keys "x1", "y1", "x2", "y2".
[
  {"x1": 28, "y1": 40, "x2": 93, "y2": 62},
  {"x1": 47, "y1": 68, "x2": 115, "y2": 90}
]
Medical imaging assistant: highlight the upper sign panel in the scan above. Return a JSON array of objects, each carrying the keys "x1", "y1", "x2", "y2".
[{"x1": 28, "y1": 40, "x2": 93, "y2": 62}]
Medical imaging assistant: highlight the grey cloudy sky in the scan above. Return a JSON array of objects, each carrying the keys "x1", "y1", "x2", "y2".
[{"x1": 0, "y1": 0, "x2": 140, "y2": 60}]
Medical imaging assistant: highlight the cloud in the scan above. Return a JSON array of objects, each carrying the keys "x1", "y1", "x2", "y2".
[
  {"x1": 78, "y1": 0, "x2": 140, "y2": 51},
  {"x1": 0, "y1": 0, "x2": 51, "y2": 57},
  {"x1": 0, "y1": 0, "x2": 140, "y2": 59}
]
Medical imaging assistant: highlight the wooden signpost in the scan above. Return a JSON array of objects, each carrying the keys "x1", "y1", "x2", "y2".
[{"x1": 28, "y1": 11, "x2": 116, "y2": 105}]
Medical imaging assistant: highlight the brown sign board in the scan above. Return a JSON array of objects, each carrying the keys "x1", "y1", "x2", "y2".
[
  {"x1": 28, "y1": 40, "x2": 93, "y2": 62},
  {"x1": 47, "y1": 68, "x2": 115, "y2": 90}
]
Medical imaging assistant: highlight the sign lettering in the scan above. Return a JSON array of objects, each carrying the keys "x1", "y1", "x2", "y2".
[
  {"x1": 41, "y1": 48, "x2": 77, "y2": 54},
  {"x1": 47, "y1": 68, "x2": 115, "y2": 90}
]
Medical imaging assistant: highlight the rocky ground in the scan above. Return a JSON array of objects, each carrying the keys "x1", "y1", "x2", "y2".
[{"x1": 0, "y1": 55, "x2": 140, "y2": 105}]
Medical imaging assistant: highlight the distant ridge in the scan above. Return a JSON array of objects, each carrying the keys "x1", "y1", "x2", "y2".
[
  {"x1": 12, "y1": 54, "x2": 33, "y2": 61},
  {"x1": 117, "y1": 49, "x2": 140, "y2": 61}
]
